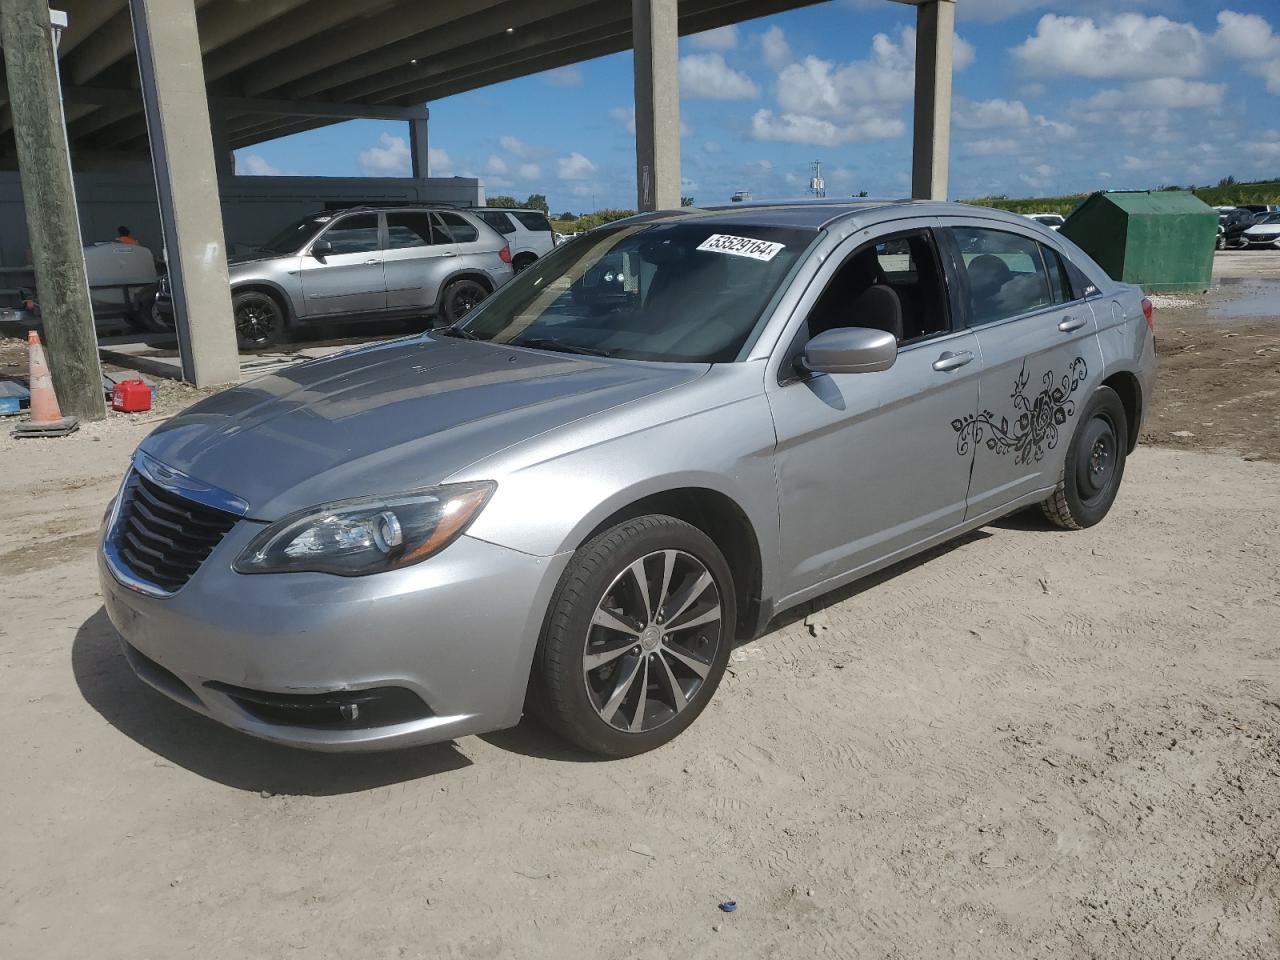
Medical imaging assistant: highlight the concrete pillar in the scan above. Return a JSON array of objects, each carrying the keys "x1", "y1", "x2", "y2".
[
  {"x1": 0, "y1": 0, "x2": 106, "y2": 420},
  {"x1": 129, "y1": 0, "x2": 240, "y2": 386},
  {"x1": 409, "y1": 114, "x2": 430, "y2": 178},
  {"x1": 911, "y1": 0, "x2": 954, "y2": 201},
  {"x1": 209, "y1": 108, "x2": 235, "y2": 178},
  {"x1": 632, "y1": 0, "x2": 680, "y2": 212}
]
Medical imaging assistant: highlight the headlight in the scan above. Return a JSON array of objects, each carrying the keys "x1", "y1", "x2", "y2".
[{"x1": 233, "y1": 482, "x2": 495, "y2": 576}]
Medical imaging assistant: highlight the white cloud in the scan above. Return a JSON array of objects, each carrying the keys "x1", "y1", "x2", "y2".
[
  {"x1": 237, "y1": 153, "x2": 284, "y2": 176},
  {"x1": 545, "y1": 67, "x2": 583, "y2": 87},
  {"x1": 558, "y1": 152, "x2": 597, "y2": 180},
  {"x1": 964, "y1": 138, "x2": 1021, "y2": 157},
  {"x1": 954, "y1": 98, "x2": 1031, "y2": 130},
  {"x1": 427, "y1": 147, "x2": 451, "y2": 177},
  {"x1": 1013, "y1": 14, "x2": 1209, "y2": 78},
  {"x1": 518, "y1": 162, "x2": 541, "y2": 180},
  {"x1": 776, "y1": 27, "x2": 972, "y2": 120},
  {"x1": 760, "y1": 25, "x2": 792, "y2": 70},
  {"x1": 608, "y1": 105, "x2": 636, "y2": 135},
  {"x1": 702, "y1": 141, "x2": 722, "y2": 154},
  {"x1": 1214, "y1": 11, "x2": 1280, "y2": 94},
  {"x1": 1246, "y1": 130, "x2": 1280, "y2": 163},
  {"x1": 499, "y1": 135, "x2": 534, "y2": 159},
  {"x1": 484, "y1": 155, "x2": 508, "y2": 176},
  {"x1": 679, "y1": 53, "x2": 759, "y2": 100},
  {"x1": 358, "y1": 133, "x2": 411, "y2": 175},
  {"x1": 690, "y1": 25, "x2": 738, "y2": 51},
  {"x1": 1082, "y1": 78, "x2": 1227, "y2": 111},
  {"x1": 750, "y1": 108, "x2": 905, "y2": 146}
]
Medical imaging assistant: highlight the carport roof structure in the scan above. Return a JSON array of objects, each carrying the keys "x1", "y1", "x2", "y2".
[{"x1": 1, "y1": 0, "x2": 875, "y2": 155}]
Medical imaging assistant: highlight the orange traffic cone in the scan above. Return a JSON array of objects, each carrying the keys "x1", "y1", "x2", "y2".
[{"x1": 14, "y1": 330, "x2": 79, "y2": 438}]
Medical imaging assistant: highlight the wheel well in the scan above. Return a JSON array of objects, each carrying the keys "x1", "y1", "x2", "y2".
[
  {"x1": 513, "y1": 252, "x2": 537, "y2": 266},
  {"x1": 583, "y1": 489, "x2": 764, "y2": 641},
  {"x1": 231, "y1": 284, "x2": 292, "y2": 324},
  {"x1": 1103, "y1": 371, "x2": 1142, "y2": 452}
]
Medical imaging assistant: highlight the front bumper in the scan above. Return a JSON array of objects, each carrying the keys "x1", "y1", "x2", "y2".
[{"x1": 99, "y1": 522, "x2": 570, "y2": 751}]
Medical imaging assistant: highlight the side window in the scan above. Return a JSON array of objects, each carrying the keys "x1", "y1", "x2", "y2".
[
  {"x1": 950, "y1": 226, "x2": 1053, "y2": 325},
  {"x1": 386, "y1": 212, "x2": 439, "y2": 250},
  {"x1": 514, "y1": 211, "x2": 552, "y2": 232},
  {"x1": 1040, "y1": 243, "x2": 1074, "y2": 304},
  {"x1": 319, "y1": 214, "x2": 380, "y2": 254},
  {"x1": 478, "y1": 211, "x2": 517, "y2": 235},
  {"x1": 436, "y1": 211, "x2": 479, "y2": 243},
  {"x1": 805, "y1": 229, "x2": 949, "y2": 346}
]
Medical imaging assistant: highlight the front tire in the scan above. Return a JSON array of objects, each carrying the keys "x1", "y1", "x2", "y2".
[
  {"x1": 232, "y1": 290, "x2": 283, "y2": 351},
  {"x1": 531, "y1": 515, "x2": 735, "y2": 757},
  {"x1": 1041, "y1": 386, "x2": 1129, "y2": 530}
]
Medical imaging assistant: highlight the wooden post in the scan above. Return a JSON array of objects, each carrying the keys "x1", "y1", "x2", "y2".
[{"x1": 0, "y1": 0, "x2": 105, "y2": 420}]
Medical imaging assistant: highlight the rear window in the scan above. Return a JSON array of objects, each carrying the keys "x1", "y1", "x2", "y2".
[
  {"x1": 477, "y1": 211, "x2": 516, "y2": 235},
  {"x1": 513, "y1": 211, "x2": 552, "y2": 232},
  {"x1": 435, "y1": 212, "x2": 479, "y2": 243}
]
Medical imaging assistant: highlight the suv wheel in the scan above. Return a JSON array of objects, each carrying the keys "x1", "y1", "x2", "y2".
[
  {"x1": 440, "y1": 279, "x2": 489, "y2": 325},
  {"x1": 1041, "y1": 386, "x2": 1129, "y2": 530},
  {"x1": 531, "y1": 515, "x2": 735, "y2": 757},
  {"x1": 233, "y1": 290, "x2": 283, "y2": 351}
]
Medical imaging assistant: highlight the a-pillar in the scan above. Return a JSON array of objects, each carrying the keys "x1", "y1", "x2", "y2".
[
  {"x1": 632, "y1": 0, "x2": 680, "y2": 212},
  {"x1": 129, "y1": 0, "x2": 240, "y2": 386},
  {"x1": 911, "y1": 0, "x2": 954, "y2": 201}
]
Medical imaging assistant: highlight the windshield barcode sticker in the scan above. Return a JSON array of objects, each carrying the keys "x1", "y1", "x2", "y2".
[{"x1": 696, "y1": 234, "x2": 785, "y2": 262}]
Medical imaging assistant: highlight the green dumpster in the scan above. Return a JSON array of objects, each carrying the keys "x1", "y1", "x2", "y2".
[{"x1": 1059, "y1": 190, "x2": 1217, "y2": 293}]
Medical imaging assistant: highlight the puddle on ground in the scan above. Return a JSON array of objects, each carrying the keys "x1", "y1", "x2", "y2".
[{"x1": 1206, "y1": 278, "x2": 1280, "y2": 322}]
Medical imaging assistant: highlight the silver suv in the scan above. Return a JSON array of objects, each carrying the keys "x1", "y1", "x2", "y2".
[
  {"x1": 154, "y1": 206, "x2": 514, "y2": 350},
  {"x1": 470, "y1": 208, "x2": 556, "y2": 271}
]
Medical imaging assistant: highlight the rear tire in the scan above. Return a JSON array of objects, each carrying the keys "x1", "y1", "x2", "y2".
[
  {"x1": 1041, "y1": 386, "x2": 1129, "y2": 530},
  {"x1": 531, "y1": 515, "x2": 735, "y2": 757},
  {"x1": 232, "y1": 290, "x2": 283, "y2": 351},
  {"x1": 440, "y1": 279, "x2": 489, "y2": 325}
]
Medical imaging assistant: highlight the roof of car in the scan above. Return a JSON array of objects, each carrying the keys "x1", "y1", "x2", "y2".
[{"x1": 625, "y1": 199, "x2": 1041, "y2": 231}]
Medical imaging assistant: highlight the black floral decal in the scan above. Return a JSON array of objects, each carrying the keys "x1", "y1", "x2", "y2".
[{"x1": 952, "y1": 357, "x2": 1087, "y2": 463}]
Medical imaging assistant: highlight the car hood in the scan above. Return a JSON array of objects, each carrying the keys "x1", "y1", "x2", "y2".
[
  {"x1": 137, "y1": 336, "x2": 707, "y2": 519},
  {"x1": 1245, "y1": 224, "x2": 1280, "y2": 235}
]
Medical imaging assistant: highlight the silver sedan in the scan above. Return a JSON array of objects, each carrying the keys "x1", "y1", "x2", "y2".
[{"x1": 100, "y1": 200, "x2": 1156, "y2": 757}]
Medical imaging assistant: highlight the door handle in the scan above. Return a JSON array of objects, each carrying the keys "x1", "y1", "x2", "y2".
[
  {"x1": 1058, "y1": 315, "x2": 1088, "y2": 333},
  {"x1": 439, "y1": 251, "x2": 457, "y2": 257},
  {"x1": 364, "y1": 259, "x2": 380, "y2": 265},
  {"x1": 933, "y1": 350, "x2": 974, "y2": 372}
]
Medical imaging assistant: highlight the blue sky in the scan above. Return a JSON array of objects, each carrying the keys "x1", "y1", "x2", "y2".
[{"x1": 235, "y1": 0, "x2": 1280, "y2": 213}]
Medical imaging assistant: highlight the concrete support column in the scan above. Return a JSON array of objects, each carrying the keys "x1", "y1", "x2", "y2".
[
  {"x1": 409, "y1": 113, "x2": 430, "y2": 178},
  {"x1": 0, "y1": 0, "x2": 106, "y2": 420},
  {"x1": 911, "y1": 0, "x2": 954, "y2": 201},
  {"x1": 129, "y1": 0, "x2": 239, "y2": 386},
  {"x1": 632, "y1": 0, "x2": 680, "y2": 212},
  {"x1": 209, "y1": 108, "x2": 234, "y2": 178}
]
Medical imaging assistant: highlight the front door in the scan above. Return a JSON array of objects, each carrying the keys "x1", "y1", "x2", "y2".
[
  {"x1": 767, "y1": 226, "x2": 981, "y2": 602},
  {"x1": 941, "y1": 223, "x2": 1105, "y2": 517},
  {"x1": 299, "y1": 212, "x2": 386, "y2": 317}
]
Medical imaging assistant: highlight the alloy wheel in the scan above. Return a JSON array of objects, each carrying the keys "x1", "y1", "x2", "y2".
[{"x1": 582, "y1": 549, "x2": 723, "y2": 733}]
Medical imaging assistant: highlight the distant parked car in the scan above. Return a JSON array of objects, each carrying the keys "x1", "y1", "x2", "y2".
[
  {"x1": 1241, "y1": 213, "x2": 1280, "y2": 248},
  {"x1": 153, "y1": 206, "x2": 514, "y2": 350},
  {"x1": 1222, "y1": 210, "x2": 1261, "y2": 248},
  {"x1": 470, "y1": 208, "x2": 556, "y2": 272},
  {"x1": 1025, "y1": 212, "x2": 1066, "y2": 231}
]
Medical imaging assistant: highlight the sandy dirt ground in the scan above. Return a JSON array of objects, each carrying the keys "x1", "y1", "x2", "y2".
[{"x1": 2, "y1": 254, "x2": 1279, "y2": 959}]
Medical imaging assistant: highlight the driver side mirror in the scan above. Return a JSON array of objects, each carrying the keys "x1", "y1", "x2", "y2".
[
  {"x1": 311, "y1": 239, "x2": 334, "y2": 259},
  {"x1": 797, "y1": 327, "x2": 897, "y2": 376}
]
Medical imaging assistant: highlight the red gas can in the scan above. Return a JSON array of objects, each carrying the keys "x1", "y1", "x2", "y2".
[{"x1": 111, "y1": 379, "x2": 153, "y2": 413}]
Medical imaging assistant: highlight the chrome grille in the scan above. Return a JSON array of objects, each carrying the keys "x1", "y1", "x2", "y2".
[{"x1": 113, "y1": 470, "x2": 239, "y2": 593}]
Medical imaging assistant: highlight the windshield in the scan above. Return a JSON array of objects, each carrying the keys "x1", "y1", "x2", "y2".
[
  {"x1": 258, "y1": 214, "x2": 333, "y2": 255},
  {"x1": 452, "y1": 220, "x2": 815, "y2": 362}
]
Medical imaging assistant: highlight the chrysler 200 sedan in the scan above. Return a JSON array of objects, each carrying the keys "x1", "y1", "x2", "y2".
[{"x1": 100, "y1": 201, "x2": 1156, "y2": 758}]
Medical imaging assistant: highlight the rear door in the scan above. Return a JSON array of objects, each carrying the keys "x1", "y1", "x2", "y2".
[
  {"x1": 942, "y1": 221, "x2": 1105, "y2": 517},
  {"x1": 384, "y1": 211, "x2": 456, "y2": 309},
  {"x1": 298, "y1": 213, "x2": 385, "y2": 317}
]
